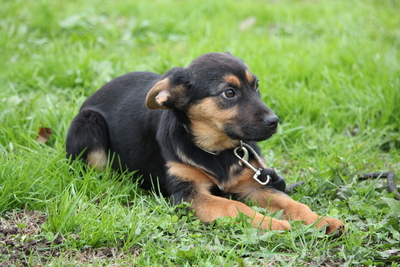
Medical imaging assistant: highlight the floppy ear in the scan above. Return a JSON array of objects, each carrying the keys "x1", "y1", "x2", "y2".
[
  {"x1": 145, "y1": 67, "x2": 187, "y2": 110},
  {"x1": 145, "y1": 78, "x2": 173, "y2": 110}
]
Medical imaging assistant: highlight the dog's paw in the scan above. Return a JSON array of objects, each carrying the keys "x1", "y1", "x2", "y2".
[
  {"x1": 316, "y1": 217, "x2": 346, "y2": 238},
  {"x1": 273, "y1": 219, "x2": 291, "y2": 231},
  {"x1": 258, "y1": 218, "x2": 291, "y2": 231}
]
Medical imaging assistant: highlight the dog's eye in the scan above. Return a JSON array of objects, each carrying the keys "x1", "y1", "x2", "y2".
[
  {"x1": 223, "y1": 89, "x2": 236, "y2": 98},
  {"x1": 255, "y1": 80, "x2": 259, "y2": 90}
]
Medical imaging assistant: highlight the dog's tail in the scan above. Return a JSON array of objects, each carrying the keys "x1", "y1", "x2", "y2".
[{"x1": 66, "y1": 109, "x2": 109, "y2": 170}]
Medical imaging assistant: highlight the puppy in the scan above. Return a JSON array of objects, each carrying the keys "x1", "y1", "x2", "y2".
[{"x1": 66, "y1": 52, "x2": 344, "y2": 235}]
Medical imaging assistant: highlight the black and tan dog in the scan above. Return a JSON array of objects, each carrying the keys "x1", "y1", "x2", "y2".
[{"x1": 66, "y1": 52, "x2": 344, "y2": 235}]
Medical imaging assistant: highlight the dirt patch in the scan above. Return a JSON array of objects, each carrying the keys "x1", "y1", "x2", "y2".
[
  {"x1": 62, "y1": 247, "x2": 142, "y2": 266},
  {"x1": 0, "y1": 210, "x2": 55, "y2": 266},
  {"x1": 0, "y1": 210, "x2": 140, "y2": 266}
]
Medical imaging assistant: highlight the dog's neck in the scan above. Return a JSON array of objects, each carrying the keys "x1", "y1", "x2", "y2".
[{"x1": 182, "y1": 123, "x2": 239, "y2": 155}]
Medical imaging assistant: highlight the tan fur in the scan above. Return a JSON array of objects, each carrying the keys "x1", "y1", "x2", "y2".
[
  {"x1": 167, "y1": 161, "x2": 290, "y2": 231},
  {"x1": 87, "y1": 149, "x2": 107, "y2": 170},
  {"x1": 188, "y1": 98, "x2": 239, "y2": 152},
  {"x1": 219, "y1": 159, "x2": 262, "y2": 192},
  {"x1": 146, "y1": 78, "x2": 187, "y2": 110},
  {"x1": 145, "y1": 78, "x2": 171, "y2": 110},
  {"x1": 168, "y1": 159, "x2": 343, "y2": 234},
  {"x1": 223, "y1": 74, "x2": 241, "y2": 87},
  {"x1": 245, "y1": 70, "x2": 254, "y2": 84},
  {"x1": 222, "y1": 164, "x2": 343, "y2": 234}
]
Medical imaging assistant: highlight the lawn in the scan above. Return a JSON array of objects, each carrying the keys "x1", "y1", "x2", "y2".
[{"x1": 1, "y1": 0, "x2": 399, "y2": 266}]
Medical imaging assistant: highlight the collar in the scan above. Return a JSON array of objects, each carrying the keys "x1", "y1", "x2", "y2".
[{"x1": 195, "y1": 144, "x2": 221, "y2": 155}]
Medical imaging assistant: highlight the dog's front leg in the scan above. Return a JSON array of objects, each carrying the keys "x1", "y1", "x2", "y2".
[
  {"x1": 226, "y1": 162, "x2": 345, "y2": 236},
  {"x1": 191, "y1": 192, "x2": 291, "y2": 231},
  {"x1": 247, "y1": 187, "x2": 345, "y2": 237},
  {"x1": 167, "y1": 161, "x2": 290, "y2": 231}
]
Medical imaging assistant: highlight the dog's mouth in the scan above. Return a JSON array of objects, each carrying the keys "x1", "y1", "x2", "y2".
[{"x1": 225, "y1": 126, "x2": 277, "y2": 142}]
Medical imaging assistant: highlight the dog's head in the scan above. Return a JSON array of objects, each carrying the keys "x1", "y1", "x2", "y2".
[{"x1": 146, "y1": 52, "x2": 279, "y2": 152}]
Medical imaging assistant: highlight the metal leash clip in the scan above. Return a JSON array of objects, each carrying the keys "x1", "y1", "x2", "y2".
[{"x1": 233, "y1": 141, "x2": 271, "y2": 185}]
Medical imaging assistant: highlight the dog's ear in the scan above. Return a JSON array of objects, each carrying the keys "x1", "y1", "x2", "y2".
[
  {"x1": 146, "y1": 67, "x2": 187, "y2": 110},
  {"x1": 145, "y1": 78, "x2": 174, "y2": 110}
]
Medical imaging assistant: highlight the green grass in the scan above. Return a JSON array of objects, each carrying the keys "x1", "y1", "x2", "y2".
[{"x1": 1, "y1": 0, "x2": 399, "y2": 266}]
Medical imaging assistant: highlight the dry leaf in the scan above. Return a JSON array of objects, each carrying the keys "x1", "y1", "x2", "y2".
[{"x1": 36, "y1": 127, "x2": 52, "y2": 143}]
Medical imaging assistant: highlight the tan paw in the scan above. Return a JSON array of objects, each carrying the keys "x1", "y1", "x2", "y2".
[
  {"x1": 258, "y1": 218, "x2": 291, "y2": 231},
  {"x1": 316, "y1": 217, "x2": 345, "y2": 238}
]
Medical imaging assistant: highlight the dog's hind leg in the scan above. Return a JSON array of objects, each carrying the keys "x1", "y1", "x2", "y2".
[{"x1": 66, "y1": 109, "x2": 109, "y2": 170}]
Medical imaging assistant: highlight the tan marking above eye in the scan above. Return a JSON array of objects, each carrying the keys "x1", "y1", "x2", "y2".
[
  {"x1": 223, "y1": 74, "x2": 241, "y2": 87},
  {"x1": 245, "y1": 70, "x2": 254, "y2": 84}
]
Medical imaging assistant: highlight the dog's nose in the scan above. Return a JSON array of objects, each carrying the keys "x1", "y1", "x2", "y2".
[{"x1": 264, "y1": 115, "x2": 279, "y2": 128}]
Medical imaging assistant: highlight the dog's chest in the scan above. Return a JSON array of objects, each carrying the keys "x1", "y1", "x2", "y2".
[{"x1": 189, "y1": 149, "x2": 255, "y2": 190}]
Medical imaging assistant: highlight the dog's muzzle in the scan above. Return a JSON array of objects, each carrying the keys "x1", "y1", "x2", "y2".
[{"x1": 264, "y1": 115, "x2": 279, "y2": 129}]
